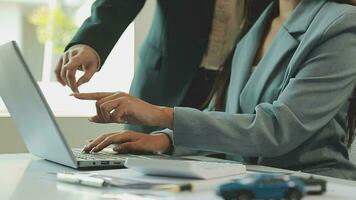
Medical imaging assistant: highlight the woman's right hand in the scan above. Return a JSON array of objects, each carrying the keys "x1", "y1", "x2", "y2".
[{"x1": 72, "y1": 92, "x2": 174, "y2": 129}]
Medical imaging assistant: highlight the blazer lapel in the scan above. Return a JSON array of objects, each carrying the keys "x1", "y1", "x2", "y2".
[
  {"x1": 238, "y1": 0, "x2": 328, "y2": 113},
  {"x1": 226, "y1": 3, "x2": 275, "y2": 113},
  {"x1": 239, "y1": 26, "x2": 299, "y2": 113}
]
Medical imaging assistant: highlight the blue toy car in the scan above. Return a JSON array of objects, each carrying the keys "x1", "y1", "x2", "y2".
[{"x1": 217, "y1": 174, "x2": 306, "y2": 200}]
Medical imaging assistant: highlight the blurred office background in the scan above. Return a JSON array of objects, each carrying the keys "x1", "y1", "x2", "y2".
[
  {"x1": 0, "y1": 0, "x2": 156, "y2": 153},
  {"x1": 0, "y1": 0, "x2": 355, "y2": 164}
]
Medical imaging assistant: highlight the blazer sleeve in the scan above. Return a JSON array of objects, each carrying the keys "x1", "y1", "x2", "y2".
[
  {"x1": 65, "y1": 0, "x2": 146, "y2": 67},
  {"x1": 151, "y1": 129, "x2": 216, "y2": 156},
  {"x1": 170, "y1": 13, "x2": 356, "y2": 158}
]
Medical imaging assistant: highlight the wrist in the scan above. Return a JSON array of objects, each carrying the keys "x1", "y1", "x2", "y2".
[
  {"x1": 156, "y1": 107, "x2": 174, "y2": 129},
  {"x1": 152, "y1": 133, "x2": 172, "y2": 154}
]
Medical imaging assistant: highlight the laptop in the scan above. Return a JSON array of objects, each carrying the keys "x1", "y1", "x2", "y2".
[{"x1": 0, "y1": 41, "x2": 146, "y2": 169}]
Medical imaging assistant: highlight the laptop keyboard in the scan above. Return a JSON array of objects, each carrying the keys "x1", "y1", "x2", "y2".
[{"x1": 72, "y1": 149, "x2": 125, "y2": 161}]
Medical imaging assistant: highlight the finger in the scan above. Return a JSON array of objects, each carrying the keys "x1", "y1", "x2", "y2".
[
  {"x1": 73, "y1": 92, "x2": 122, "y2": 123},
  {"x1": 96, "y1": 93, "x2": 128, "y2": 122},
  {"x1": 77, "y1": 65, "x2": 96, "y2": 87},
  {"x1": 66, "y1": 67, "x2": 79, "y2": 93},
  {"x1": 83, "y1": 133, "x2": 116, "y2": 152},
  {"x1": 96, "y1": 100, "x2": 106, "y2": 123},
  {"x1": 111, "y1": 102, "x2": 130, "y2": 123},
  {"x1": 89, "y1": 115, "x2": 110, "y2": 124},
  {"x1": 55, "y1": 57, "x2": 65, "y2": 86},
  {"x1": 82, "y1": 138, "x2": 95, "y2": 153},
  {"x1": 91, "y1": 133, "x2": 133, "y2": 152},
  {"x1": 96, "y1": 94, "x2": 121, "y2": 122},
  {"x1": 60, "y1": 53, "x2": 70, "y2": 86},
  {"x1": 70, "y1": 48, "x2": 79, "y2": 57},
  {"x1": 111, "y1": 109, "x2": 128, "y2": 124},
  {"x1": 62, "y1": 55, "x2": 85, "y2": 92},
  {"x1": 88, "y1": 115, "x2": 102, "y2": 123},
  {"x1": 83, "y1": 135, "x2": 106, "y2": 152},
  {"x1": 72, "y1": 92, "x2": 114, "y2": 100},
  {"x1": 100, "y1": 99, "x2": 123, "y2": 123}
]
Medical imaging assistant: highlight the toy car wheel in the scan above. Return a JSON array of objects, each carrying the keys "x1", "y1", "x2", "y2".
[
  {"x1": 236, "y1": 191, "x2": 253, "y2": 200},
  {"x1": 285, "y1": 189, "x2": 302, "y2": 200},
  {"x1": 220, "y1": 192, "x2": 234, "y2": 200}
]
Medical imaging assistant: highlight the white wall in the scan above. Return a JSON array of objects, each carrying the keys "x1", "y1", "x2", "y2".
[{"x1": 0, "y1": 3, "x2": 23, "y2": 46}]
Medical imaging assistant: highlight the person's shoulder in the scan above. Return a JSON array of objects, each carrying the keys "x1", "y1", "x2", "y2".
[
  {"x1": 325, "y1": 1, "x2": 356, "y2": 14},
  {"x1": 319, "y1": 2, "x2": 356, "y2": 25},
  {"x1": 314, "y1": 2, "x2": 356, "y2": 37}
]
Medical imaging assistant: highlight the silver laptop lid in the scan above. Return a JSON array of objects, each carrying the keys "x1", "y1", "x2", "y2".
[{"x1": 0, "y1": 41, "x2": 77, "y2": 168}]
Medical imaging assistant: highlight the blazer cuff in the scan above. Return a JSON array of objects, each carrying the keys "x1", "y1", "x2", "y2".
[
  {"x1": 150, "y1": 129, "x2": 211, "y2": 156},
  {"x1": 171, "y1": 107, "x2": 213, "y2": 149}
]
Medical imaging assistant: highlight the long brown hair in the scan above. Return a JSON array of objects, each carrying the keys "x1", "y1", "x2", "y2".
[
  {"x1": 207, "y1": 0, "x2": 356, "y2": 148},
  {"x1": 203, "y1": 0, "x2": 273, "y2": 111},
  {"x1": 337, "y1": 0, "x2": 356, "y2": 148}
]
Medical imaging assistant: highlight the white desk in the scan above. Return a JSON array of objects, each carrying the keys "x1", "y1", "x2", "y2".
[{"x1": 1, "y1": 154, "x2": 356, "y2": 200}]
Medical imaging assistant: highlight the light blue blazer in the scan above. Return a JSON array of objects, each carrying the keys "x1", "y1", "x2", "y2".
[{"x1": 159, "y1": 0, "x2": 356, "y2": 180}]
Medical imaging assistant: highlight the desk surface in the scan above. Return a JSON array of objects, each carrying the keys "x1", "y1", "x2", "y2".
[{"x1": 1, "y1": 154, "x2": 356, "y2": 200}]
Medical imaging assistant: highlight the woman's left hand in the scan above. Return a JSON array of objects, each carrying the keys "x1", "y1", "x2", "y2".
[
  {"x1": 72, "y1": 92, "x2": 173, "y2": 128},
  {"x1": 82, "y1": 131, "x2": 171, "y2": 154}
]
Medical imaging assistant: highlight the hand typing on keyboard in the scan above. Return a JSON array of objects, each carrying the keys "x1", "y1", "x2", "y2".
[{"x1": 81, "y1": 131, "x2": 172, "y2": 155}]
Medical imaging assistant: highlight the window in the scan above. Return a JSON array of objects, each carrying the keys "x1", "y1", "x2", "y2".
[{"x1": 0, "y1": 0, "x2": 134, "y2": 116}]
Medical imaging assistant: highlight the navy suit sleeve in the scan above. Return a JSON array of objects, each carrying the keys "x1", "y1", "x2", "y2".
[{"x1": 66, "y1": 0, "x2": 146, "y2": 66}]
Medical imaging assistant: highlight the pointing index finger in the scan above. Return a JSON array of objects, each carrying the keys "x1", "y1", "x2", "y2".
[{"x1": 71, "y1": 92, "x2": 113, "y2": 100}]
